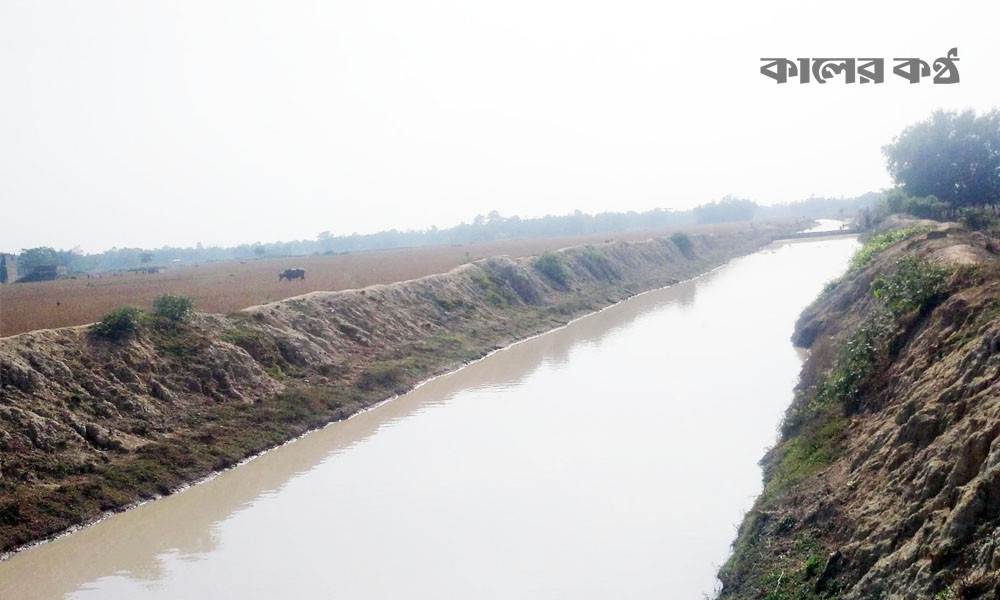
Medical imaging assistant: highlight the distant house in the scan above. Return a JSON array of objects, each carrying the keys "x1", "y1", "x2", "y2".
[{"x1": 0, "y1": 253, "x2": 18, "y2": 283}]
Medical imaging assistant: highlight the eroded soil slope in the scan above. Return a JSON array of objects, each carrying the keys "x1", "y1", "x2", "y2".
[
  {"x1": 720, "y1": 221, "x2": 1000, "y2": 599},
  {"x1": 0, "y1": 225, "x2": 791, "y2": 555}
]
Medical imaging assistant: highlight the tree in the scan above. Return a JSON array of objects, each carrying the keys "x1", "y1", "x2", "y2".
[
  {"x1": 140, "y1": 252, "x2": 154, "y2": 264},
  {"x1": 883, "y1": 109, "x2": 1000, "y2": 209},
  {"x1": 693, "y1": 196, "x2": 758, "y2": 224},
  {"x1": 18, "y1": 247, "x2": 59, "y2": 274}
]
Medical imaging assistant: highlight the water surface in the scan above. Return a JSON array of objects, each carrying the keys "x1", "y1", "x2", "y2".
[
  {"x1": 804, "y1": 218, "x2": 849, "y2": 233},
  {"x1": 0, "y1": 236, "x2": 858, "y2": 599}
]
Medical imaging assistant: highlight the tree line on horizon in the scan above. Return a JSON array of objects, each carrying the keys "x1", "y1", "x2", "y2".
[
  {"x1": 5, "y1": 194, "x2": 876, "y2": 279},
  {"x1": 8, "y1": 107, "x2": 998, "y2": 281}
]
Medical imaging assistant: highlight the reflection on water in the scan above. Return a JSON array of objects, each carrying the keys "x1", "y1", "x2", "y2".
[
  {"x1": 802, "y1": 218, "x2": 849, "y2": 233},
  {"x1": 0, "y1": 237, "x2": 858, "y2": 600}
]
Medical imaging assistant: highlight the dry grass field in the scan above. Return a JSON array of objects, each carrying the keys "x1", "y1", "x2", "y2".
[{"x1": 0, "y1": 222, "x2": 793, "y2": 337}]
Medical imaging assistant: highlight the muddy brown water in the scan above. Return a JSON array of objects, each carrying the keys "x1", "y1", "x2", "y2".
[{"x1": 0, "y1": 235, "x2": 859, "y2": 599}]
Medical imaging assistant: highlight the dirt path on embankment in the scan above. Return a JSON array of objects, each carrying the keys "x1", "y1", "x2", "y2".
[{"x1": 0, "y1": 223, "x2": 796, "y2": 556}]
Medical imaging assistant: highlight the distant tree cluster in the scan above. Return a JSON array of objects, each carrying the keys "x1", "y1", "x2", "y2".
[
  {"x1": 693, "y1": 196, "x2": 757, "y2": 224},
  {"x1": 8, "y1": 194, "x2": 876, "y2": 277},
  {"x1": 17, "y1": 247, "x2": 78, "y2": 274},
  {"x1": 756, "y1": 193, "x2": 879, "y2": 220},
  {"x1": 882, "y1": 109, "x2": 1000, "y2": 216}
]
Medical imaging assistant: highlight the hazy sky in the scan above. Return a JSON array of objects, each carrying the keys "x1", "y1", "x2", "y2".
[{"x1": 2, "y1": 0, "x2": 998, "y2": 253}]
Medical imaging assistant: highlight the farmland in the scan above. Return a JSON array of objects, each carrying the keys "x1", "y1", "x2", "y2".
[{"x1": 0, "y1": 223, "x2": 787, "y2": 337}]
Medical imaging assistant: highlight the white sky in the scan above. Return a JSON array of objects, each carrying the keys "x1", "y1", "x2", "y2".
[{"x1": 2, "y1": 0, "x2": 998, "y2": 253}]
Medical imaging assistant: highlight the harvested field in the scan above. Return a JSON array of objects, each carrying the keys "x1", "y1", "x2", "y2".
[{"x1": 0, "y1": 222, "x2": 797, "y2": 336}]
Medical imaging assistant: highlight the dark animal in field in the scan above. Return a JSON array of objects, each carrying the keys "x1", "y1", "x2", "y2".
[{"x1": 279, "y1": 268, "x2": 306, "y2": 281}]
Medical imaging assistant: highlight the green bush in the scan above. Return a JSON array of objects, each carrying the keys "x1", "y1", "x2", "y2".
[
  {"x1": 871, "y1": 256, "x2": 950, "y2": 318},
  {"x1": 90, "y1": 306, "x2": 144, "y2": 340},
  {"x1": 958, "y1": 206, "x2": 999, "y2": 231},
  {"x1": 532, "y1": 252, "x2": 570, "y2": 286},
  {"x1": 669, "y1": 232, "x2": 694, "y2": 256},
  {"x1": 848, "y1": 226, "x2": 928, "y2": 273},
  {"x1": 884, "y1": 189, "x2": 951, "y2": 220},
  {"x1": 153, "y1": 294, "x2": 195, "y2": 322},
  {"x1": 803, "y1": 555, "x2": 822, "y2": 579},
  {"x1": 818, "y1": 314, "x2": 889, "y2": 407}
]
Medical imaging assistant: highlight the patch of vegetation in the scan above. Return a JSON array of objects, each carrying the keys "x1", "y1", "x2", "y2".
[
  {"x1": 577, "y1": 245, "x2": 620, "y2": 281},
  {"x1": 765, "y1": 408, "x2": 846, "y2": 504},
  {"x1": 484, "y1": 290, "x2": 505, "y2": 306},
  {"x1": 722, "y1": 521, "x2": 833, "y2": 600},
  {"x1": 819, "y1": 314, "x2": 891, "y2": 409},
  {"x1": 89, "y1": 306, "x2": 144, "y2": 340},
  {"x1": 803, "y1": 554, "x2": 822, "y2": 579},
  {"x1": 669, "y1": 232, "x2": 694, "y2": 256},
  {"x1": 357, "y1": 360, "x2": 410, "y2": 391},
  {"x1": 883, "y1": 188, "x2": 952, "y2": 220},
  {"x1": 485, "y1": 262, "x2": 541, "y2": 303},
  {"x1": 153, "y1": 294, "x2": 194, "y2": 322},
  {"x1": 468, "y1": 267, "x2": 517, "y2": 306},
  {"x1": 423, "y1": 333, "x2": 482, "y2": 363},
  {"x1": 224, "y1": 325, "x2": 289, "y2": 369},
  {"x1": 583, "y1": 245, "x2": 605, "y2": 261},
  {"x1": 871, "y1": 256, "x2": 951, "y2": 318},
  {"x1": 434, "y1": 296, "x2": 471, "y2": 312},
  {"x1": 152, "y1": 323, "x2": 209, "y2": 359},
  {"x1": 550, "y1": 298, "x2": 595, "y2": 316},
  {"x1": 771, "y1": 255, "x2": 955, "y2": 509},
  {"x1": 468, "y1": 270, "x2": 492, "y2": 291},
  {"x1": 958, "y1": 206, "x2": 999, "y2": 231},
  {"x1": 264, "y1": 365, "x2": 287, "y2": 380},
  {"x1": 848, "y1": 226, "x2": 929, "y2": 273},
  {"x1": 273, "y1": 386, "x2": 343, "y2": 427},
  {"x1": 532, "y1": 251, "x2": 570, "y2": 287}
]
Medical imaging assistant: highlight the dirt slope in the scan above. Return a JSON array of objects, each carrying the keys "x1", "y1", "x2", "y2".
[
  {"x1": 0, "y1": 224, "x2": 792, "y2": 556},
  {"x1": 719, "y1": 221, "x2": 1000, "y2": 599}
]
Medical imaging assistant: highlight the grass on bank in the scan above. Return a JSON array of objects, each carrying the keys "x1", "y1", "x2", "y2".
[
  {"x1": 775, "y1": 256, "x2": 953, "y2": 497},
  {"x1": 670, "y1": 232, "x2": 694, "y2": 256},
  {"x1": 847, "y1": 226, "x2": 930, "y2": 273},
  {"x1": 723, "y1": 254, "x2": 960, "y2": 596},
  {"x1": 806, "y1": 225, "x2": 932, "y2": 314},
  {"x1": 90, "y1": 294, "x2": 197, "y2": 340},
  {"x1": 532, "y1": 251, "x2": 571, "y2": 287}
]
